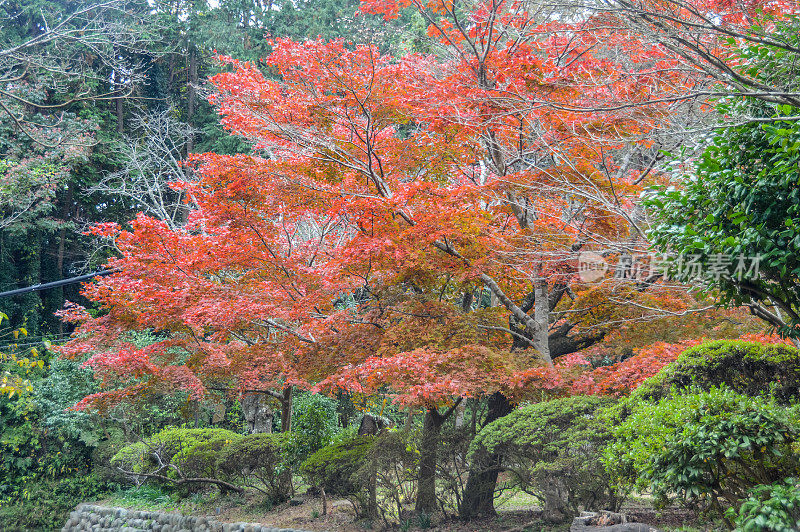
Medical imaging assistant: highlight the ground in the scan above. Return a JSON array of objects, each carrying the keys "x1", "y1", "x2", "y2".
[{"x1": 98, "y1": 487, "x2": 722, "y2": 532}]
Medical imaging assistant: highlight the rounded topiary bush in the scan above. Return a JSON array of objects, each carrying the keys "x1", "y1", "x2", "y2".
[
  {"x1": 217, "y1": 432, "x2": 294, "y2": 501},
  {"x1": 469, "y1": 395, "x2": 620, "y2": 523},
  {"x1": 634, "y1": 340, "x2": 800, "y2": 404},
  {"x1": 111, "y1": 427, "x2": 242, "y2": 482},
  {"x1": 299, "y1": 434, "x2": 375, "y2": 496}
]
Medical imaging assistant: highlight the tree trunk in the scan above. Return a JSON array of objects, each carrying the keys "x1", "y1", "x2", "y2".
[
  {"x1": 541, "y1": 477, "x2": 569, "y2": 523},
  {"x1": 459, "y1": 393, "x2": 513, "y2": 519},
  {"x1": 454, "y1": 401, "x2": 466, "y2": 429},
  {"x1": 533, "y1": 278, "x2": 552, "y2": 365},
  {"x1": 280, "y1": 386, "x2": 293, "y2": 432},
  {"x1": 416, "y1": 407, "x2": 444, "y2": 514},
  {"x1": 242, "y1": 393, "x2": 273, "y2": 433},
  {"x1": 186, "y1": 46, "x2": 197, "y2": 154}
]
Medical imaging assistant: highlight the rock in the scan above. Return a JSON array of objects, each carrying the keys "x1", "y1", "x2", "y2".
[
  {"x1": 358, "y1": 413, "x2": 387, "y2": 435},
  {"x1": 570, "y1": 511, "x2": 662, "y2": 532}
]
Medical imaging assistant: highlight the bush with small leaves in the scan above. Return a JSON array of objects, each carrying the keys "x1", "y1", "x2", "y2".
[
  {"x1": 606, "y1": 387, "x2": 800, "y2": 524},
  {"x1": 111, "y1": 427, "x2": 242, "y2": 487},
  {"x1": 299, "y1": 434, "x2": 375, "y2": 496},
  {"x1": 633, "y1": 340, "x2": 800, "y2": 404},
  {"x1": 355, "y1": 428, "x2": 419, "y2": 520},
  {"x1": 731, "y1": 478, "x2": 800, "y2": 532},
  {"x1": 217, "y1": 432, "x2": 295, "y2": 501},
  {"x1": 469, "y1": 395, "x2": 620, "y2": 523}
]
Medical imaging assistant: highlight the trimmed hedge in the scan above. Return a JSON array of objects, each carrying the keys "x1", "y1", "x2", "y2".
[
  {"x1": 111, "y1": 428, "x2": 243, "y2": 479},
  {"x1": 469, "y1": 395, "x2": 620, "y2": 523},
  {"x1": 633, "y1": 340, "x2": 800, "y2": 404},
  {"x1": 299, "y1": 435, "x2": 374, "y2": 496},
  {"x1": 217, "y1": 433, "x2": 294, "y2": 501}
]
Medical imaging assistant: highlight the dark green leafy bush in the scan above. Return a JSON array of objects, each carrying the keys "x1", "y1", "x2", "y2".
[
  {"x1": 732, "y1": 478, "x2": 800, "y2": 532},
  {"x1": 606, "y1": 387, "x2": 800, "y2": 521},
  {"x1": 291, "y1": 393, "x2": 340, "y2": 461},
  {"x1": 0, "y1": 473, "x2": 111, "y2": 531},
  {"x1": 300, "y1": 434, "x2": 374, "y2": 496},
  {"x1": 634, "y1": 340, "x2": 800, "y2": 404},
  {"x1": 217, "y1": 432, "x2": 294, "y2": 501},
  {"x1": 470, "y1": 395, "x2": 620, "y2": 523}
]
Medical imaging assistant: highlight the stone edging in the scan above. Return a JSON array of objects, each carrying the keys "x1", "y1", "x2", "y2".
[{"x1": 62, "y1": 504, "x2": 316, "y2": 532}]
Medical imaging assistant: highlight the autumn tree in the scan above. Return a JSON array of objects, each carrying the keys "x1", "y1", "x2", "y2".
[{"x1": 55, "y1": 0, "x2": 729, "y2": 518}]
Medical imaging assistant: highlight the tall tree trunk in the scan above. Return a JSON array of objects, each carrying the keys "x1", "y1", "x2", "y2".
[
  {"x1": 459, "y1": 393, "x2": 513, "y2": 519},
  {"x1": 280, "y1": 386, "x2": 293, "y2": 432},
  {"x1": 416, "y1": 407, "x2": 444, "y2": 514},
  {"x1": 533, "y1": 277, "x2": 552, "y2": 364},
  {"x1": 186, "y1": 46, "x2": 197, "y2": 154}
]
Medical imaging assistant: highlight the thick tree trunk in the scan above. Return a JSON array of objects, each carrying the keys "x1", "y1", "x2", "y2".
[
  {"x1": 416, "y1": 408, "x2": 444, "y2": 514},
  {"x1": 242, "y1": 393, "x2": 273, "y2": 433},
  {"x1": 280, "y1": 386, "x2": 293, "y2": 432},
  {"x1": 459, "y1": 393, "x2": 513, "y2": 519}
]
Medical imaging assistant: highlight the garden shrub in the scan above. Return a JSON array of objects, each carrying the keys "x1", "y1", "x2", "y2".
[
  {"x1": 176, "y1": 429, "x2": 242, "y2": 479},
  {"x1": 0, "y1": 473, "x2": 111, "y2": 531},
  {"x1": 469, "y1": 395, "x2": 620, "y2": 523},
  {"x1": 111, "y1": 427, "x2": 242, "y2": 482},
  {"x1": 633, "y1": 340, "x2": 800, "y2": 404},
  {"x1": 291, "y1": 392, "x2": 340, "y2": 461},
  {"x1": 732, "y1": 478, "x2": 800, "y2": 532},
  {"x1": 356, "y1": 428, "x2": 419, "y2": 522},
  {"x1": 606, "y1": 386, "x2": 800, "y2": 522},
  {"x1": 217, "y1": 432, "x2": 295, "y2": 501},
  {"x1": 299, "y1": 434, "x2": 375, "y2": 496},
  {"x1": 436, "y1": 424, "x2": 473, "y2": 516}
]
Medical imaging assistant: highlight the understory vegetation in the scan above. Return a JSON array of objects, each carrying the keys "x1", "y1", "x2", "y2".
[{"x1": 5, "y1": 340, "x2": 800, "y2": 530}]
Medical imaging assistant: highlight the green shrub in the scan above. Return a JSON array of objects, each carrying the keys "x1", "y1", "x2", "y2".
[
  {"x1": 732, "y1": 478, "x2": 800, "y2": 532},
  {"x1": 300, "y1": 434, "x2": 375, "y2": 496},
  {"x1": 0, "y1": 474, "x2": 111, "y2": 531},
  {"x1": 469, "y1": 395, "x2": 620, "y2": 523},
  {"x1": 291, "y1": 393, "x2": 340, "y2": 461},
  {"x1": 606, "y1": 386, "x2": 800, "y2": 521},
  {"x1": 111, "y1": 427, "x2": 242, "y2": 481},
  {"x1": 355, "y1": 428, "x2": 418, "y2": 520},
  {"x1": 634, "y1": 340, "x2": 800, "y2": 404},
  {"x1": 217, "y1": 432, "x2": 294, "y2": 501}
]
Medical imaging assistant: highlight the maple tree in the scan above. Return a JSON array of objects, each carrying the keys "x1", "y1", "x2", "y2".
[
  {"x1": 594, "y1": 0, "x2": 800, "y2": 109},
  {"x1": 54, "y1": 0, "x2": 749, "y2": 518}
]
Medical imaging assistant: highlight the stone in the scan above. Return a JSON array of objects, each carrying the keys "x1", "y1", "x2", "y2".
[
  {"x1": 358, "y1": 413, "x2": 387, "y2": 435},
  {"x1": 570, "y1": 511, "x2": 662, "y2": 532}
]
